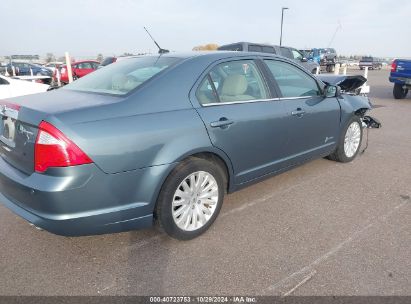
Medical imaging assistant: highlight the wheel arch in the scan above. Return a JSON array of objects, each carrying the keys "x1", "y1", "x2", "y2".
[{"x1": 173, "y1": 147, "x2": 235, "y2": 193}]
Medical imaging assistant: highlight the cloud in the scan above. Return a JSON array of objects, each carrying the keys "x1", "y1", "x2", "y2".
[{"x1": 0, "y1": 0, "x2": 410, "y2": 57}]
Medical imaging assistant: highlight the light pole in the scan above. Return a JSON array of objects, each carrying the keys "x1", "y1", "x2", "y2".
[{"x1": 280, "y1": 7, "x2": 289, "y2": 46}]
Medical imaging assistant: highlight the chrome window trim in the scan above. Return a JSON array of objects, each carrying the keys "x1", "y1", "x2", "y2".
[
  {"x1": 202, "y1": 98, "x2": 280, "y2": 107},
  {"x1": 279, "y1": 95, "x2": 319, "y2": 100},
  {"x1": 201, "y1": 95, "x2": 319, "y2": 107}
]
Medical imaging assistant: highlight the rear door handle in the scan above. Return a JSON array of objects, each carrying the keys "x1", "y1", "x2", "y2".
[
  {"x1": 291, "y1": 108, "x2": 306, "y2": 117},
  {"x1": 210, "y1": 117, "x2": 234, "y2": 128}
]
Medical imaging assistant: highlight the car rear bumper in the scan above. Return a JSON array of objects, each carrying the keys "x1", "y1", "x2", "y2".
[
  {"x1": 0, "y1": 191, "x2": 153, "y2": 236},
  {"x1": 389, "y1": 76, "x2": 411, "y2": 86},
  {"x1": 0, "y1": 157, "x2": 174, "y2": 236}
]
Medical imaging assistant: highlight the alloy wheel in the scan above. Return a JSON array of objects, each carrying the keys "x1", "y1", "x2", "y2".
[
  {"x1": 344, "y1": 121, "x2": 361, "y2": 158},
  {"x1": 171, "y1": 171, "x2": 219, "y2": 231}
]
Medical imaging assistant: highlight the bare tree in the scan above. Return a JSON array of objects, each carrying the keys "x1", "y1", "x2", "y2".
[
  {"x1": 192, "y1": 43, "x2": 219, "y2": 51},
  {"x1": 45, "y1": 53, "x2": 56, "y2": 63}
]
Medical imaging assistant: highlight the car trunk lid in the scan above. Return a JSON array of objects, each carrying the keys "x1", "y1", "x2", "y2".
[
  {"x1": 0, "y1": 90, "x2": 123, "y2": 175},
  {"x1": 0, "y1": 101, "x2": 40, "y2": 175}
]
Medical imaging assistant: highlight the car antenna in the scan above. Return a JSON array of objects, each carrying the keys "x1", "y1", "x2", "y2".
[{"x1": 143, "y1": 27, "x2": 169, "y2": 54}]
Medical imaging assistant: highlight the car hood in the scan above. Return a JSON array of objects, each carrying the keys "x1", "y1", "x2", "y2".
[{"x1": 318, "y1": 75, "x2": 367, "y2": 93}]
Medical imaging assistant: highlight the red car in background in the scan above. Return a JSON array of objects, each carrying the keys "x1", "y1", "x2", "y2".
[{"x1": 54, "y1": 60, "x2": 99, "y2": 84}]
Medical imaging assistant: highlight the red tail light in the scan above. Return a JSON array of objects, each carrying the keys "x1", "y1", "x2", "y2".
[
  {"x1": 391, "y1": 60, "x2": 397, "y2": 72},
  {"x1": 34, "y1": 121, "x2": 92, "y2": 173}
]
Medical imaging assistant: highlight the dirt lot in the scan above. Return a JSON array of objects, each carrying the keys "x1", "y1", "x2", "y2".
[{"x1": 0, "y1": 69, "x2": 410, "y2": 296}]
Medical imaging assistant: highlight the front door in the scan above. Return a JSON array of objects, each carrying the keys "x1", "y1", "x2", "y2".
[{"x1": 263, "y1": 59, "x2": 341, "y2": 165}]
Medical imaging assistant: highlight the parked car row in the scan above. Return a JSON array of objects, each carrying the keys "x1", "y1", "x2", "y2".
[
  {"x1": 217, "y1": 42, "x2": 320, "y2": 74},
  {"x1": 5, "y1": 62, "x2": 53, "y2": 77}
]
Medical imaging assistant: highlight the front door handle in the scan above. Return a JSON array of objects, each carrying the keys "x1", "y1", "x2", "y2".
[
  {"x1": 210, "y1": 117, "x2": 234, "y2": 128},
  {"x1": 291, "y1": 108, "x2": 306, "y2": 117}
]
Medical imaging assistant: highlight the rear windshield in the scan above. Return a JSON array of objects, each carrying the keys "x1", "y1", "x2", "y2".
[
  {"x1": 361, "y1": 57, "x2": 373, "y2": 62},
  {"x1": 63, "y1": 56, "x2": 181, "y2": 95}
]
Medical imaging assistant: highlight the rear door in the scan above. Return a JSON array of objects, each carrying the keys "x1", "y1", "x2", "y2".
[
  {"x1": 192, "y1": 58, "x2": 290, "y2": 184},
  {"x1": 263, "y1": 59, "x2": 340, "y2": 164}
]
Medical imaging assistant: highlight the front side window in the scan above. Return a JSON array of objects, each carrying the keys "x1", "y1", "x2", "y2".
[
  {"x1": 196, "y1": 60, "x2": 269, "y2": 105},
  {"x1": 291, "y1": 49, "x2": 303, "y2": 60},
  {"x1": 64, "y1": 56, "x2": 180, "y2": 95},
  {"x1": 264, "y1": 60, "x2": 321, "y2": 98}
]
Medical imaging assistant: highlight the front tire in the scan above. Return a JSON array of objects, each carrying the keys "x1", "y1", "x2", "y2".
[
  {"x1": 393, "y1": 83, "x2": 408, "y2": 99},
  {"x1": 155, "y1": 157, "x2": 225, "y2": 240},
  {"x1": 328, "y1": 116, "x2": 363, "y2": 163}
]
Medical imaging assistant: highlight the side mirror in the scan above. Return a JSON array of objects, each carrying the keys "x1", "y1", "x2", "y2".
[
  {"x1": 301, "y1": 57, "x2": 308, "y2": 62},
  {"x1": 324, "y1": 85, "x2": 341, "y2": 97}
]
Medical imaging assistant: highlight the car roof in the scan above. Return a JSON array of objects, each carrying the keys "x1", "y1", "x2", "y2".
[{"x1": 138, "y1": 51, "x2": 283, "y2": 61}]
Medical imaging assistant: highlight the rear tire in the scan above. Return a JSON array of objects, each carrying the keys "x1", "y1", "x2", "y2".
[
  {"x1": 393, "y1": 83, "x2": 408, "y2": 99},
  {"x1": 328, "y1": 116, "x2": 363, "y2": 163},
  {"x1": 155, "y1": 157, "x2": 225, "y2": 240}
]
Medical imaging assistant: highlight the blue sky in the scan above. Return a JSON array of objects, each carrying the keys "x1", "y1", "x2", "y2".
[{"x1": 1, "y1": 0, "x2": 410, "y2": 58}]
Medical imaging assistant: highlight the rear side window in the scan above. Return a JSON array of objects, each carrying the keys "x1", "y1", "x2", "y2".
[
  {"x1": 262, "y1": 46, "x2": 276, "y2": 54},
  {"x1": 218, "y1": 44, "x2": 243, "y2": 51},
  {"x1": 196, "y1": 76, "x2": 219, "y2": 104},
  {"x1": 64, "y1": 56, "x2": 180, "y2": 96},
  {"x1": 280, "y1": 47, "x2": 293, "y2": 59},
  {"x1": 196, "y1": 60, "x2": 269, "y2": 105},
  {"x1": 248, "y1": 45, "x2": 263, "y2": 52},
  {"x1": 264, "y1": 60, "x2": 321, "y2": 98}
]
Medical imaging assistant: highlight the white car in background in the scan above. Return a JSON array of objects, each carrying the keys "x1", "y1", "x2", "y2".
[{"x1": 0, "y1": 74, "x2": 50, "y2": 99}]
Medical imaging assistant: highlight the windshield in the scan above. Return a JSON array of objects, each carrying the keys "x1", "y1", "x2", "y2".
[{"x1": 63, "y1": 56, "x2": 181, "y2": 95}]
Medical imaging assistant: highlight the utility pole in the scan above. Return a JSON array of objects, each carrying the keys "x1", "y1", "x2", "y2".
[{"x1": 280, "y1": 7, "x2": 289, "y2": 46}]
